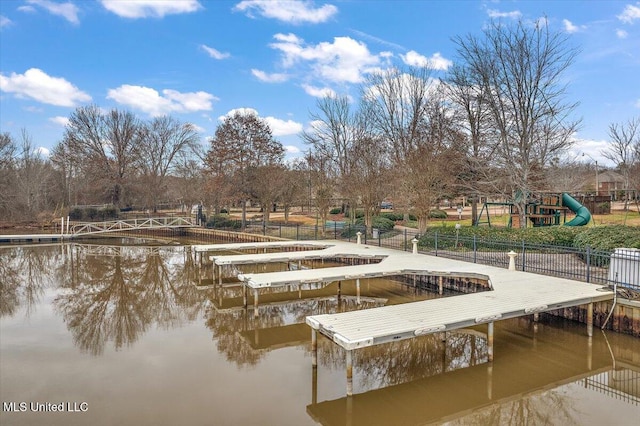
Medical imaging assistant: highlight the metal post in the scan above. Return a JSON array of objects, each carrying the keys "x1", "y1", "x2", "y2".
[
  {"x1": 404, "y1": 229, "x2": 407, "y2": 251},
  {"x1": 435, "y1": 231, "x2": 438, "y2": 256},
  {"x1": 346, "y1": 350, "x2": 353, "y2": 396},
  {"x1": 473, "y1": 235, "x2": 477, "y2": 263},
  {"x1": 311, "y1": 329, "x2": 318, "y2": 367},
  {"x1": 521, "y1": 240, "x2": 526, "y2": 272},
  {"x1": 585, "y1": 246, "x2": 591, "y2": 283},
  {"x1": 487, "y1": 322, "x2": 494, "y2": 362},
  {"x1": 587, "y1": 302, "x2": 593, "y2": 337}
]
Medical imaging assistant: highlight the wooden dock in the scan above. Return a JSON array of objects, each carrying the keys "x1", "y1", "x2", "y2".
[{"x1": 193, "y1": 239, "x2": 615, "y2": 396}]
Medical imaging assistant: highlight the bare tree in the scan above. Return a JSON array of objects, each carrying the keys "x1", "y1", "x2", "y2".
[
  {"x1": 12, "y1": 130, "x2": 55, "y2": 219},
  {"x1": 305, "y1": 151, "x2": 334, "y2": 235},
  {"x1": 453, "y1": 19, "x2": 580, "y2": 227},
  {"x1": 444, "y1": 63, "x2": 497, "y2": 224},
  {"x1": 302, "y1": 95, "x2": 360, "y2": 223},
  {"x1": 62, "y1": 105, "x2": 141, "y2": 207},
  {"x1": 0, "y1": 133, "x2": 17, "y2": 217},
  {"x1": 603, "y1": 116, "x2": 640, "y2": 208},
  {"x1": 205, "y1": 111, "x2": 284, "y2": 228},
  {"x1": 362, "y1": 66, "x2": 437, "y2": 220},
  {"x1": 136, "y1": 116, "x2": 200, "y2": 212}
]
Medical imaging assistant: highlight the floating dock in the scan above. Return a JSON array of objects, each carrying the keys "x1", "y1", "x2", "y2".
[{"x1": 194, "y1": 239, "x2": 615, "y2": 395}]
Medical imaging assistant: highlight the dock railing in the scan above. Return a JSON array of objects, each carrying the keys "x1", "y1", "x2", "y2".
[{"x1": 201, "y1": 219, "x2": 639, "y2": 292}]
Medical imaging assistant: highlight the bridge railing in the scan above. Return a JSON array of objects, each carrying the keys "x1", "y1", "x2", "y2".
[{"x1": 70, "y1": 217, "x2": 195, "y2": 236}]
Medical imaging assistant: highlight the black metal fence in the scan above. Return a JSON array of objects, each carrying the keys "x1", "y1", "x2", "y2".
[{"x1": 205, "y1": 220, "x2": 640, "y2": 292}]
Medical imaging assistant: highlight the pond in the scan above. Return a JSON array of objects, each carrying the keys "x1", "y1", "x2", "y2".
[{"x1": 0, "y1": 241, "x2": 639, "y2": 425}]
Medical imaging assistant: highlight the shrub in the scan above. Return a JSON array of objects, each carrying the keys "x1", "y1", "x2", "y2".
[
  {"x1": 329, "y1": 207, "x2": 342, "y2": 215},
  {"x1": 100, "y1": 206, "x2": 119, "y2": 220},
  {"x1": 371, "y1": 216, "x2": 395, "y2": 231},
  {"x1": 206, "y1": 215, "x2": 241, "y2": 229},
  {"x1": 85, "y1": 207, "x2": 99, "y2": 221},
  {"x1": 573, "y1": 225, "x2": 640, "y2": 251},
  {"x1": 69, "y1": 207, "x2": 84, "y2": 221},
  {"x1": 429, "y1": 209, "x2": 448, "y2": 219},
  {"x1": 220, "y1": 208, "x2": 228, "y2": 214},
  {"x1": 379, "y1": 212, "x2": 403, "y2": 221}
]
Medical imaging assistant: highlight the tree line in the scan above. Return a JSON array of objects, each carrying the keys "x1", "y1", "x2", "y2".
[{"x1": 1, "y1": 19, "x2": 639, "y2": 228}]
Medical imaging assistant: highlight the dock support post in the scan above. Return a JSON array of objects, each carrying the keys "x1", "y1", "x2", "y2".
[
  {"x1": 218, "y1": 264, "x2": 222, "y2": 286},
  {"x1": 346, "y1": 350, "x2": 353, "y2": 396},
  {"x1": 337, "y1": 280, "x2": 342, "y2": 299},
  {"x1": 312, "y1": 362, "x2": 318, "y2": 405},
  {"x1": 438, "y1": 276, "x2": 443, "y2": 295},
  {"x1": 487, "y1": 322, "x2": 494, "y2": 362},
  {"x1": 356, "y1": 278, "x2": 360, "y2": 303},
  {"x1": 487, "y1": 365, "x2": 493, "y2": 400},
  {"x1": 533, "y1": 312, "x2": 539, "y2": 322},
  {"x1": 243, "y1": 284, "x2": 247, "y2": 307},
  {"x1": 253, "y1": 289, "x2": 259, "y2": 318},
  {"x1": 311, "y1": 329, "x2": 317, "y2": 367},
  {"x1": 587, "y1": 302, "x2": 593, "y2": 337}
]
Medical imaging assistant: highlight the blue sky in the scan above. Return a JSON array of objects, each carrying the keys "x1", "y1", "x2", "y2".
[{"x1": 1, "y1": 0, "x2": 639, "y2": 166}]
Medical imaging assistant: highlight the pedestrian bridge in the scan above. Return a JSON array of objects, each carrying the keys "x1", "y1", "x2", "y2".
[
  {"x1": 69, "y1": 216, "x2": 195, "y2": 237},
  {"x1": 0, "y1": 217, "x2": 195, "y2": 243}
]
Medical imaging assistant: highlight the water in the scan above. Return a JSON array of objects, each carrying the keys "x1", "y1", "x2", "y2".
[{"x1": 0, "y1": 242, "x2": 639, "y2": 426}]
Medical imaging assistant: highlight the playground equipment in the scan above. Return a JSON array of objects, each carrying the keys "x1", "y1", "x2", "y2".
[{"x1": 476, "y1": 193, "x2": 591, "y2": 228}]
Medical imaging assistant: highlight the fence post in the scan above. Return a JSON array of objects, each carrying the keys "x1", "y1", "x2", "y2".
[
  {"x1": 263, "y1": 220, "x2": 266, "y2": 236},
  {"x1": 296, "y1": 223, "x2": 299, "y2": 240},
  {"x1": 521, "y1": 240, "x2": 526, "y2": 272},
  {"x1": 315, "y1": 225, "x2": 318, "y2": 240},
  {"x1": 279, "y1": 224, "x2": 282, "y2": 238},
  {"x1": 378, "y1": 230, "x2": 381, "y2": 247},
  {"x1": 334, "y1": 222, "x2": 337, "y2": 239},
  {"x1": 586, "y1": 245, "x2": 591, "y2": 283},
  {"x1": 473, "y1": 235, "x2": 477, "y2": 263},
  {"x1": 435, "y1": 231, "x2": 438, "y2": 256},
  {"x1": 404, "y1": 229, "x2": 407, "y2": 252}
]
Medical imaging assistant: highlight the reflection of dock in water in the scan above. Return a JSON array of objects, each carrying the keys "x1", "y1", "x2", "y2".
[{"x1": 307, "y1": 323, "x2": 639, "y2": 426}]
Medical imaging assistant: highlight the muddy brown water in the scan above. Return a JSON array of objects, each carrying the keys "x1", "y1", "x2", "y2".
[{"x1": 0, "y1": 241, "x2": 639, "y2": 426}]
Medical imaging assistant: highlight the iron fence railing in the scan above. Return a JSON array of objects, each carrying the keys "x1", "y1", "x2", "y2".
[{"x1": 202, "y1": 220, "x2": 639, "y2": 292}]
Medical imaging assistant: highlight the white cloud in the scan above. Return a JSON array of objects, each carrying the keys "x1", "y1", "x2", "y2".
[
  {"x1": 234, "y1": 0, "x2": 337, "y2": 24},
  {"x1": 100, "y1": 0, "x2": 202, "y2": 19},
  {"x1": 17, "y1": 5, "x2": 37, "y2": 13},
  {"x1": 0, "y1": 68, "x2": 91, "y2": 107},
  {"x1": 264, "y1": 117, "x2": 303, "y2": 136},
  {"x1": 252, "y1": 69, "x2": 289, "y2": 83},
  {"x1": 616, "y1": 29, "x2": 629, "y2": 38},
  {"x1": 562, "y1": 19, "x2": 585, "y2": 33},
  {"x1": 50, "y1": 116, "x2": 70, "y2": 127},
  {"x1": 618, "y1": 3, "x2": 640, "y2": 23},
  {"x1": 635, "y1": 98, "x2": 640, "y2": 108},
  {"x1": 401, "y1": 51, "x2": 452, "y2": 71},
  {"x1": 201, "y1": 44, "x2": 230, "y2": 60},
  {"x1": 0, "y1": 15, "x2": 12, "y2": 28},
  {"x1": 284, "y1": 145, "x2": 301, "y2": 154},
  {"x1": 487, "y1": 9, "x2": 522, "y2": 19},
  {"x1": 218, "y1": 108, "x2": 302, "y2": 136},
  {"x1": 34, "y1": 146, "x2": 50, "y2": 157},
  {"x1": 189, "y1": 123, "x2": 206, "y2": 133},
  {"x1": 302, "y1": 84, "x2": 336, "y2": 98},
  {"x1": 269, "y1": 33, "x2": 379, "y2": 84},
  {"x1": 26, "y1": 0, "x2": 80, "y2": 24},
  {"x1": 107, "y1": 85, "x2": 216, "y2": 116}
]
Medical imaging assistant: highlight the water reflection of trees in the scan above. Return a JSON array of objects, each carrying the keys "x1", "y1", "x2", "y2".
[
  {"x1": 0, "y1": 246, "x2": 59, "y2": 317},
  {"x1": 53, "y1": 244, "x2": 209, "y2": 355},
  {"x1": 206, "y1": 297, "x2": 385, "y2": 367}
]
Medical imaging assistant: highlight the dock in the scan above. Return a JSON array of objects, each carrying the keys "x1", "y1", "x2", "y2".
[{"x1": 194, "y1": 239, "x2": 615, "y2": 396}]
